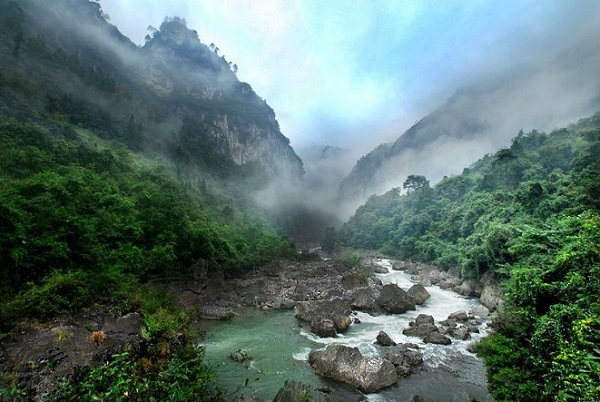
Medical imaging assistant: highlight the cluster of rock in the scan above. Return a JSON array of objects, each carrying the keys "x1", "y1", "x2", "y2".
[{"x1": 401, "y1": 310, "x2": 485, "y2": 346}]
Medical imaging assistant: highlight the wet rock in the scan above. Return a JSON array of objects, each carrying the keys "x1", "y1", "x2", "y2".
[
  {"x1": 470, "y1": 305, "x2": 490, "y2": 318},
  {"x1": 375, "y1": 331, "x2": 396, "y2": 346},
  {"x1": 372, "y1": 264, "x2": 389, "y2": 274},
  {"x1": 311, "y1": 316, "x2": 338, "y2": 338},
  {"x1": 350, "y1": 287, "x2": 380, "y2": 312},
  {"x1": 102, "y1": 312, "x2": 144, "y2": 335},
  {"x1": 353, "y1": 317, "x2": 361, "y2": 324},
  {"x1": 403, "y1": 324, "x2": 439, "y2": 338},
  {"x1": 376, "y1": 284, "x2": 416, "y2": 314},
  {"x1": 423, "y1": 332, "x2": 452, "y2": 345},
  {"x1": 295, "y1": 298, "x2": 352, "y2": 333},
  {"x1": 272, "y1": 379, "x2": 334, "y2": 402},
  {"x1": 415, "y1": 314, "x2": 435, "y2": 326},
  {"x1": 454, "y1": 282, "x2": 474, "y2": 297},
  {"x1": 448, "y1": 310, "x2": 469, "y2": 322},
  {"x1": 407, "y1": 284, "x2": 431, "y2": 305},
  {"x1": 229, "y1": 349, "x2": 252, "y2": 362},
  {"x1": 384, "y1": 348, "x2": 424, "y2": 377},
  {"x1": 309, "y1": 344, "x2": 398, "y2": 393},
  {"x1": 446, "y1": 325, "x2": 471, "y2": 340},
  {"x1": 199, "y1": 306, "x2": 235, "y2": 320}
]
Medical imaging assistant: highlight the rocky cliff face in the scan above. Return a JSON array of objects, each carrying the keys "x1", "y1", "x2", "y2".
[{"x1": 0, "y1": 0, "x2": 303, "y2": 181}]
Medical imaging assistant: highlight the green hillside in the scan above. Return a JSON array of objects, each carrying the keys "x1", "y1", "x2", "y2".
[{"x1": 340, "y1": 112, "x2": 600, "y2": 400}]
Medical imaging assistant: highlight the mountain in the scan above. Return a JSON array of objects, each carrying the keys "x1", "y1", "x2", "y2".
[
  {"x1": 339, "y1": 34, "x2": 600, "y2": 214},
  {"x1": 0, "y1": 0, "x2": 303, "y2": 184}
]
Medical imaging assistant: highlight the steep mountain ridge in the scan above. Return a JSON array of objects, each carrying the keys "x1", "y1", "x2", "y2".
[{"x1": 0, "y1": 0, "x2": 303, "y2": 183}]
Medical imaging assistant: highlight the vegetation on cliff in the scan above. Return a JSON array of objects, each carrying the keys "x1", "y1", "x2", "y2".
[{"x1": 339, "y1": 112, "x2": 600, "y2": 400}]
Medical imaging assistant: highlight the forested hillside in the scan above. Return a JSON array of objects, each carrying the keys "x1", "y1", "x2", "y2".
[
  {"x1": 0, "y1": 0, "x2": 304, "y2": 399},
  {"x1": 340, "y1": 112, "x2": 600, "y2": 400}
]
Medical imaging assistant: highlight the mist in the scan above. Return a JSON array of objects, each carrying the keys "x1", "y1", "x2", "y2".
[{"x1": 87, "y1": 1, "x2": 600, "y2": 224}]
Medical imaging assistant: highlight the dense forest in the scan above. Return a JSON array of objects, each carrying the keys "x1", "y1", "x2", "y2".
[
  {"x1": 340, "y1": 112, "x2": 600, "y2": 400},
  {"x1": 0, "y1": 0, "x2": 303, "y2": 399}
]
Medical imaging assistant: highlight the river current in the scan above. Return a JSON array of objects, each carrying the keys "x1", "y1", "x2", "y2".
[{"x1": 201, "y1": 259, "x2": 494, "y2": 401}]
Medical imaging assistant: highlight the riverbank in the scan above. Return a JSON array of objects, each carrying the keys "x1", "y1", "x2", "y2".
[{"x1": 0, "y1": 253, "x2": 499, "y2": 401}]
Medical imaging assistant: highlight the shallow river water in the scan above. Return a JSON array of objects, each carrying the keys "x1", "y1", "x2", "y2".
[{"x1": 201, "y1": 259, "x2": 495, "y2": 401}]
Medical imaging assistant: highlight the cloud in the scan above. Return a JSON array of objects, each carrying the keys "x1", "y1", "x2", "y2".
[{"x1": 100, "y1": 0, "x2": 600, "y2": 156}]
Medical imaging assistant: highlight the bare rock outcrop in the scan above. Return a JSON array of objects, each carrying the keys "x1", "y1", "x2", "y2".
[{"x1": 308, "y1": 345, "x2": 398, "y2": 393}]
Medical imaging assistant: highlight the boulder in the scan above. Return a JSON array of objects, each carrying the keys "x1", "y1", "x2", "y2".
[
  {"x1": 415, "y1": 314, "x2": 435, "y2": 326},
  {"x1": 310, "y1": 317, "x2": 337, "y2": 338},
  {"x1": 448, "y1": 310, "x2": 469, "y2": 322},
  {"x1": 376, "y1": 284, "x2": 416, "y2": 314},
  {"x1": 392, "y1": 261, "x2": 406, "y2": 271},
  {"x1": 407, "y1": 284, "x2": 431, "y2": 305},
  {"x1": 198, "y1": 306, "x2": 235, "y2": 320},
  {"x1": 384, "y1": 348, "x2": 424, "y2": 377},
  {"x1": 295, "y1": 298, "x2": 352, "y2": 332},
  {"x1": 229, "y1": 349, "x2": 252, "y2": 363},
  {"x1": 423, "y1": 332, "x2": 452, "y2": 345},
  {"x1": 454, "y1": 282, "x2": 474, "y2": 296},
  {"x1": 272, "y1": 379, "x2": 334, "y2": 402},
  {"x1": 470, "y1": 305, "x2": 490, "y2": 318},
  {"x1": 480, "y1": 285, "x2": 503, "y2": 311},
  {"x1": 308, "y1": 345, "x2": 398, "y2": 393},
  {"x1": 351, "y1": 287, "x2": 380, "y2": 312},
  {"x1": 372, "y1": 264, "x2": 389, "y2": 274},
  {"x1": 403, "y1": 324, "x2": 439, "y2": 338},
  {"x1": 102, "y1": 312, "x2": 144, "y2": 335},
  {"x1": 446, "y1": 325, "x2": 471, "y2": 340},
  {"x1": 375, "y1": 331, "x2": 396, "y2": 346}
]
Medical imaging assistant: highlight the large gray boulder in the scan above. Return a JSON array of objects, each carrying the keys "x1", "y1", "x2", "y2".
[
  {"x1": 423, "y1": 332, "x2": 452, "y2": 345},
  {"x1": 272, "y1": 379, "x2": 334, "y2": 402},
  {"x1": 407, "y1": 284, "x2": 431, "y2": 305},
  {"x1": 308, "y1": 345, "x2": 398, "y2": 393},
  {"x1": 295, "y1": 297, "x2": 352, "y2": 333},
  {"x1": 376, "y1": 284, "x2": 416, "y2": 314},
  {"x1": 351, "y1": 287, "x2": 380, "y2": 312},
  {"x1": 415, "y1": 314, "x2": 435, "y2": 326},
  {"x1": 480, "y1": 284, "x2": 503, "y2": 311},
  {"x1": 403, "y1": 324, "x2": 439, "y2": 338},
  {"x1": 310, "y1": 316, "x2": 337, "y2": 338},
  {"x1": 375, "y1": 331, "x2": 396, "y2": 346}
]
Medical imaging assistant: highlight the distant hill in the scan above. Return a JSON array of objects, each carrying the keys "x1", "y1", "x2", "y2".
[{"x1": 339, "y1": 35, "x2": 600, "y2": 214}]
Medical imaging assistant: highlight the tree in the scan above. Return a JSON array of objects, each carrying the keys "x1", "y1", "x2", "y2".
[{"x1": 403, "y1": 175, "x2": 429, "y2": 194}]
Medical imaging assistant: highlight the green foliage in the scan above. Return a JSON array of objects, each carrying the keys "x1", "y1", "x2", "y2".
[
  {"x1": 335, "y1": 251, "x2": 363, "y2": 269},
  {"x1": 59, "y1": 350, "x2": 222, "y2": 402},
  {"x1": 0, "y1": 119, "x2": 295, "y2": 329},
  {"x1": 340, "y1": 112, "x2": 600, "y2": 400}
]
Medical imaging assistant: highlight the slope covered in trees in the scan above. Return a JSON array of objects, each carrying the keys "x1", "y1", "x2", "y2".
[{"x1": 340, "y1": 112, "x2": 600, "y2": 401}]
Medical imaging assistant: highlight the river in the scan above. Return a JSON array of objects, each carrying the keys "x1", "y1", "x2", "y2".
[{"x1": 201, "y1": 259, "x2": 494, "y2": 401}]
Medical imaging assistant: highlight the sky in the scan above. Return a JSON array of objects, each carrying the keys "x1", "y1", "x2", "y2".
[{"x1": 99, "y1": 0, "x2": 600, "y2": 151}]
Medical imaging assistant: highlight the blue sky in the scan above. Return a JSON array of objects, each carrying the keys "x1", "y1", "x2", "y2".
[{"x1": 100, "y1": 0, "x2": 600, "y2": 150}]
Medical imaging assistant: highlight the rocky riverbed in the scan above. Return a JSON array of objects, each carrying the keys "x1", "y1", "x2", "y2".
[{"x1": 0, "y1": 254, "x2": 501, "y2": 401}]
